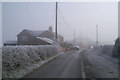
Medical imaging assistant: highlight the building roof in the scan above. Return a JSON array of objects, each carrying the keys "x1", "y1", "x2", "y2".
[
  {"x1": 37, "y1": 37, "x2": 53, "y2": 44},
  {"x1": 25, "y1": 29, "x2": 45, "y2": 37},
  {"x1": 18, "y1": 29, "x2": 63, "y2": 40}
]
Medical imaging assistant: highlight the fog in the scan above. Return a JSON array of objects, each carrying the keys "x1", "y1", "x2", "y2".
[
  {"x1": 0, "y1": 3, "x2": 2, "y2": 46},
  {"x1": 2, "y1": 2, "x2": 118, "y2": 45}
]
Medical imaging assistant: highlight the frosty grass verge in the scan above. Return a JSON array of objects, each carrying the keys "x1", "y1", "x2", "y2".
[{"x1": 2, "y1": 45, "x2": 63, "y2": 78}]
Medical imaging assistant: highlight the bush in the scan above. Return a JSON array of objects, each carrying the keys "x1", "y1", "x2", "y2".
[{"x1": 2, "y1": 45, "x2": 61, "y2": 71}]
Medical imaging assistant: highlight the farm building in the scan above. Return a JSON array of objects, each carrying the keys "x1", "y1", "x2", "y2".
[{"x1": 17, "y1": 27, "x2": 64, "y2": 45}]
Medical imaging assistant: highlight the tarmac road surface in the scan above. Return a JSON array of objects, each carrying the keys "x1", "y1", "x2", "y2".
[{"x1": 24, "y1": 49, "x2": 118, "y2": 78}]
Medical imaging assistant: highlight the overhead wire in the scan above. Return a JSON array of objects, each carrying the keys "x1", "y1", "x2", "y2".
[{"x1": 57, "y1": 7, "x2": 73, "y2": 31}]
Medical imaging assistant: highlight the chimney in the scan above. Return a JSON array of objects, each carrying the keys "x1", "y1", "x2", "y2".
[{"x1": 49, "y1": 26, "x2": 52, "y2": 32}]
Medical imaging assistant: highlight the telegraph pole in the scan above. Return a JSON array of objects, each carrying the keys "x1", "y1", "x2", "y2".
[
  {"x1": 74, "y1": 29, "x2": 75, "y2": 46},
  {"x1": 55, "y1": 2, "x2": 58, "y2": 40},
  {"x1": 96, "y1": 25, "x2": 98, "y2": 46}
]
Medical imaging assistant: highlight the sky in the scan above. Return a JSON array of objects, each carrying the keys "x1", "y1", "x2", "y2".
[
  {"x1": 2, "y1": 2, "x2": 118, "y2": 45},
  {"x1": 0, "y1": 3, "x2": 2, "y2": 46}
]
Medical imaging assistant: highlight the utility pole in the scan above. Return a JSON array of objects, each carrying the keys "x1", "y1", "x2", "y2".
[
  {"x1": 74, "y1": 29, "x2": 75, "y2": 46},
  {"x1": 81, "y1": 31, "x2": 82, "y2": 44},
  {"x1": 96, "y1": 25, "x2": 98, "y2": 46},
  {"x1": 55, "y1": 2, "x2": 58, "y2": 40}
]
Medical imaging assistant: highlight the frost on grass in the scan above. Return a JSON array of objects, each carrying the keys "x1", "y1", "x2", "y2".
[{"x1": 2, "y1": 45, "x2": 62, "y2": 78}]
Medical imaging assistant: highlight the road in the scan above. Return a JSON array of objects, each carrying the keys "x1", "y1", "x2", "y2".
[{"x1": 24, "y1": 49, "x2": 118, "y2": 78}]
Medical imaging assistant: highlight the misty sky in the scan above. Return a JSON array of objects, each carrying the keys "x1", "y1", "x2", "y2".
[
  {"x1": 2, "y1": 2, "x2": 118, "y2": 45},
  {"x1": 0, "y1": 3, "x2": 1, "y2": 46}
]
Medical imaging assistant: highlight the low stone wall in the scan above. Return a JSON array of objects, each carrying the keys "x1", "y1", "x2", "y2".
[{"x1": 2, "y1": 45, "x2": 62, "y2": 78}]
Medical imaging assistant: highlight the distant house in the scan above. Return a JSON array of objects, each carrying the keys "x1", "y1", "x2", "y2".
[
  {"x1": 49, "y1": 26, "x2": 64, "y2": 43},
  {"x1": 53, "y1": 33, "x2": 64, "y2": 43},
  {"x1": 17, "y1": 27, "x2": 64, "y2": 45},
  {"x1": 57, "y1": 34, "x2": 64, "y2": 43},
  {"x1": 17, "y1": 27, "x2": 54, "y2": 45}
]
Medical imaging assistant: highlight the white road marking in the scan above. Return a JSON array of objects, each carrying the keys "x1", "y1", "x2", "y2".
[
  {"x1": 80, "y1": 50, "x2": 86, "y2": 79},
  {"x1": 81, "y1": 61, "x2": 86, "y2": 79}
]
